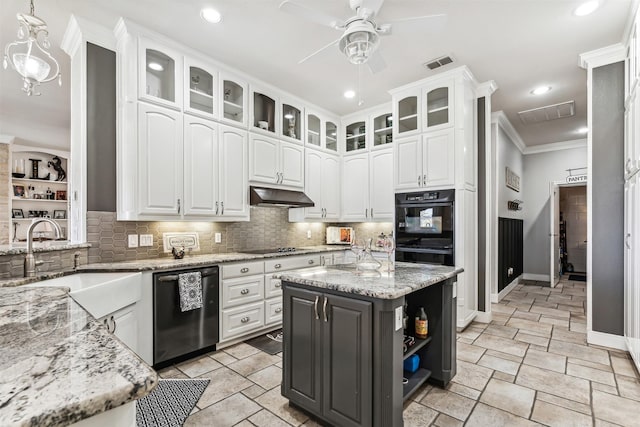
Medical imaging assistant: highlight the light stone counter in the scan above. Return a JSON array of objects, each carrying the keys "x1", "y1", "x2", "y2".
[
  {"x1": 0, "y1": 286, "x2": 157, "y2": 427},
  {"x1": 275, "y1": 262, "x2": 463, "y2": 299},
  {"x1": 0, "y1": 243, "x2": 91, "y2": 256}
]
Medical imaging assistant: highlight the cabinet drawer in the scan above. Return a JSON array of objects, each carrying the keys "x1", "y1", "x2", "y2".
[
  {"x1": 221, "y1": 302, "x2": 265, "y2": 340},
  {"x1": 265, "y1": 298, "x2": 283, "y2": 325},
  {"x1": 222, "y1": 261, "x2": 265, "y2": 279},
  {"x1": 222, "y1": 275, "x2": 265, "y2": 309},
  {"x1": 264, "y1": 255, "x2": 321, "y2": 272},
  {"x1": 265, "y1": 276, "x2": 283, "y2": 298}
]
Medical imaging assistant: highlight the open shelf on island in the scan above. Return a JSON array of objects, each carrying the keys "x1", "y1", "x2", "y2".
[
  {"x1": 403, "y1": 336, "x2": 432, "y2": 361},
  {"x1": 403, "y1": 368, "x2": 432, "y2": 402}
]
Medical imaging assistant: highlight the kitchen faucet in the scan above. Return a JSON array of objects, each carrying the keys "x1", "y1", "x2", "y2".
[{"x1": 24, "y1": 218, "x2": 62, "y2": 278}]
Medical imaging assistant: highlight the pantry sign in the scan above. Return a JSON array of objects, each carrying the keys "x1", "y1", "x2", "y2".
[{"x1": 566, "y1": 174, "x2": 587, "y2": 184}]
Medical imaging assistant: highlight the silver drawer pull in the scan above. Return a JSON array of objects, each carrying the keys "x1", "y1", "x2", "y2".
[
  {"x1": 314, "y1": 295, "x2": 319, "y2": 320},
  {"x1": 275, "y1": 307, "x2": 282, "y2": 314},
  {"x1": 241, "y1": 317, "x2": 250, "y2": 323},
  {"x1": 275, "y1": 282, "x2": 282, "y2": 288},
  {"x1": 240, "y1": 267, "x2": 249, "y2": 273},
  {"x1": 240, "y1": 288, "x2": 250, "y2": 295},
  {"x1": 308, "y1": 259, "x2": 314, "y2": 265},
  {"x1": 274, "y1": 263, "x2": 282, "y2": 269}
]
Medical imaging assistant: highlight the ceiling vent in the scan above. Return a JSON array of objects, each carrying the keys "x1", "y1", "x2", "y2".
[
  {"x1": 423, "y1": 55, "x2": 454, "y2": 70},
  {"x1": 518, "y1": 100, "x2": 575, "y2": 125}
]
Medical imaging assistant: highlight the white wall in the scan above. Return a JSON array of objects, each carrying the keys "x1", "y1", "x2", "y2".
[
  {"x1": 497, "y1": 126, "x2": 524, "y2": 219},
  {"x1": 523, "y1": 146, "x2": 588, "y2": 277}
]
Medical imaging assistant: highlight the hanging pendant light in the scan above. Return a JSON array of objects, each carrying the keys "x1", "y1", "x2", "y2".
[{"x1": 2, "y1": 0, "x2": 61, "y2": 96}]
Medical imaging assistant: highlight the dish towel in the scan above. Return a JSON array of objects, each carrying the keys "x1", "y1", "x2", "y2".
[{"x1": 178, "y1": 271, "x2": 203, "y2": 312}]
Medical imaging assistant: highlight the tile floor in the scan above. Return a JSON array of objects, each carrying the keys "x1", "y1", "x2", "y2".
[{"x1": 158, "y1": 277, "x2": 640, "y2": 426}]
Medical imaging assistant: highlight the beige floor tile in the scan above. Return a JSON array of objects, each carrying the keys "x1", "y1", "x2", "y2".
[
  {"x1": 530, "y1": 400, "x2": 593, "y2": 427},
  {"x1": 486, "y1": 349, "x2": 524, "y2": 363},
  {"x1": 559, "y1": 304, "x2": 587, "y2": 313},
  {"x1": 548, "y1": 340, "x2": 610, "y2": 365},
  {"x1": 616, "y1": 375, "x2": 640, "y2": 401},
  {"x1": 195, "y1": 366, "x2": 253, "y2": 408},
  {"x1": 458, "y1": 325, "x2": 486, "y2": 341},
  {"x1": 479, "y1": 379, "x2": 535, "y2": 418},
  {"x1": 177, "y1": 355, "x2": 223, "y2": 378},
  {"x1": 567, "y1": 362, "x2": 616, "y2": 386},
  {"x1": 493, "y1": 371, "x2": 516, "y2": 383},
  {"x1": 409, "y1": 383, "x2": 433, "y2": 402},
  {"x1": 506, "y1": 317, "x2": 553, "y2": 337},
  {"x1": 157, "y1": 366, "x2": 188, "y2": 379},
  {"x1": 247, "y1": 365, "x2": 283, "y2": 390},
  {"x1": 516, "y1": 364, "x2": 590, "y2": 404},
  {"x1": 446, "y1": 382, "x2": 481, "y2": 400},
  {"x1": 523, "y1": 348, "x2": 566, "y2": 373},
  {"x1": 451, "y1": 359, "x2": 494, "y2": 390},
  {"x1": 567, "y1": 359, "x2": 612, "y2": 375},
  {"x1": 491, "y1": 303, "x2": 516, "y2": 315},
  {"x1": 433, "y1": 413, "x2": 464, "y2": 427},
  {"x1": 592, "y1": 381, "x2": 619, "y2": 396},
  {"x1": 515, "y1": 332, "x2": 549, "y2": 347},
  {"x1": 300, "y1": 419, "x2": 324, "y2": 427},
  {"x1": 484, "y1": 324, "x2": 519, "y2": 339},
  {"x1": 507, "y1": 302, "x2": 535, "y2": 311},
  {"x1": 466, "y1": 402, "x2": 540, "y2": 427},
  {"x1": 570, "y1": 321, "x2": 587, "y2": 333},
  {"x1": 477, "y1": 354, "x2": 521, "y2": 375},
  {"x1": 539, "y1": 316, "x2": 570, "y2": 328},
  {"x1": 223, "y1": 342, "x2": 261, "y2": 359},
  {"x1": 611, "y1": 355, "x2": 640, "y2": 378},
  {"x1": 491, "y1": 312, "x2": 511, "y2": 325},
  {"x1": 248, "y1": 409, "x2": 291, "y2": 427},
  {"x1": 421, "y1": 387, "x2": 476, "y2": 421},
  {"x1": 234, "y1": 421, "x2": 254, "y2": 427},
  {"x1": 227, "y1": 352, "x2": 281, "y2": 377},
  {"x1": 529, "y1": 305, "x2": 570, "y2": 319},
  {"x1": 511, "y1": 310, "x2": 542, "y2": 321},
  {"x1": 592, "y1": 390, "x2": 640, "y2": 426},
  {"x1": 456, "y1": 341, "x2": 486, "y2": 363},
  {"x1": 185, "y1": 393, "x2": 261, "y2": 427},
  {"x1": 552, "y1": 328, "x2": 588, "y2": 345},
  {"x1": 255, "y1": 387, "x2": 309, "y2": 425},
  {"x1": 403, "y1": 401, "x2": 439, "y2": 427},
  {"x1": 474, "y1": 333, "x2": 529, "y2": 357},
  {"x1": 536, "y1": 391, "x2": 592, "y2": 415},
  {"x1": 210, "y1": 350, "x2": 238, "y2": 365},
  {"x1": 457, "y1": 337, "x2": 475, "y2": 345},
  {"x1": 595, "y1": 420, "x2": 624, "y2": 427},
  {"x1": 241, "y1": 383, "x2": 268, "y2": 399}
]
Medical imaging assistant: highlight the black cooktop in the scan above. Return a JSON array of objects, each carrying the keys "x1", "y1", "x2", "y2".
[{"x1": 241, "y1": 247, "x2": 298, "y2": 255}]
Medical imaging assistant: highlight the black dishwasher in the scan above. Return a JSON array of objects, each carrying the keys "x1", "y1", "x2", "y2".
[{"x1": 153, "y1": 266, "x2": 219, "y2": 368}]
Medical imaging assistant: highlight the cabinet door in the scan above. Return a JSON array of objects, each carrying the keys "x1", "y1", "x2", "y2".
[
  {"x1": 184, "y1": 58, "x2": 216, "y2": 118},
  {"x1": 394, "y1": 136, "x2": 422, "y2": 191},
  {"x1": 283, "y1": 286, "x2": 322, "y2": 415},
  {"x1": 369, "y1": 149, "x2": 394, "y2": 221},
  {"x1": 304, "y1": 150, "x2": 324, "y2": 219},
  {"x1": 138, "y1": 103, "x2": 183, "y2": 216},
  {"x1": 322, "y1": 294, "x2": 372, "y2": 427},
  {"x1": 423, "y1": 129, "x2": 455, "y2": 188},
  {"x1": 183, "y1": 116, "x2": 218, "y2": 217},
  {"x1": 342, "y1": 154, "x2": 369, "y2": 221},
  {"x1": 112, "y1": 304, "x2": 138, "y2": 353},
  {"x1": 280, "y1": 140, "x2": 304, "y2": 188},
  {"x1": 219, "y1": 125, "x2": 248, "y2": 218},
  {"x1": 138, "y1": 38, "x2": 182, "y2": 109},
  {"x1": 345, "y1": 120, "x2": 367, "y2": 153},
  {"x1": 394, "y1": 92, "x2": 420, "y2": 137},
  {"x1": 322, "y1": 154, "x2": 341, "y2": 219},
  {"x1": 424, "y1": 81, "x2": 454, "y2": 130},
  {"x1": 219, "y1": 73, "x2": 248, "y2": 127},
  {"x1": 249, "y1": 134, "x2": 279, "y2": 184}
]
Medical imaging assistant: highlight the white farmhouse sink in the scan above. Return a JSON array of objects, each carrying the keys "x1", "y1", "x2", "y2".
[{"x1": 26, "y1": 272, "x2": 142, "y2": 318}]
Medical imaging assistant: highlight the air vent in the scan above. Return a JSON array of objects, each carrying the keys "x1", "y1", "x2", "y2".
[
  {"x1": 423, "y1": 55, "x2": 454, "y2": 70},
  {"x1": 518, "y1": 100, "x2": 575, "y2": 125}
]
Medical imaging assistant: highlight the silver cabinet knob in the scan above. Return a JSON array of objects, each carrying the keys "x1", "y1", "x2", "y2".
[
  {"x1": 274, "y1": 263, "x2": 282, "y2": 269},
  {"x1": 240, "y1": 288, "x2": 250, "y2": 295},
  {"x1": 308, "y1": 259, "x2": 314, "y2": 265},
  {"x1": 275, "y1": 282, "x2": 282, "y2": 288},
  {"x1": 241, "y1": 317, "x2": 250, "y2": 323},
  {"x1": 275, "y1": 307, "x2": 283, "y2": 314},
  {"x1": 240, "y1": 267, "x2": 249, "y2": 273}
]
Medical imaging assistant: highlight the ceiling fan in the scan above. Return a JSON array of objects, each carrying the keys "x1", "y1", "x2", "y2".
[{"x1": 279, "y1": 0, "x2": 446, "y2": 73}]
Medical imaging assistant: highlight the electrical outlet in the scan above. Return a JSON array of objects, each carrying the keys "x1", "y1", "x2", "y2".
[
  {"x1": 214, "y1": 232, "x2": 222, "y2": 243},
  {"x1": 307, "y1": 230, "x2": 312, "y2": 239},
  {"x1": 508, "y1": 267, "x2": 514, "y2": 276},
  {"x1": 139, "y1": 234, "x2": 153, "y2": 247},
  {"x1": 128, "y1": 234, "x2": 138, "y2": 248}
]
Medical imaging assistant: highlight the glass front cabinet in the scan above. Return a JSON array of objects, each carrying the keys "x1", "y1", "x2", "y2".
[
  {"x1": 395, "y1": 93, "x2": 420, "y2": 137},
  {"x1": 424, "y1": 81, "x2": 454, "y2": 130},
  {"x1": 251, "y1": 87, "x2": 278, "y2": 135},
  {"x1": 139, "y1": 38, "x2": 182, "y2": 109},
  {"x1": 345, "y1": 120, "x2": 367, "y2": 153},
  {"x1": 307, "y1": 113, "x2": 321, "y2": 148},
  {"x1": 219, "y1": 73, "x2": 248, "y2": 127},
  {"x1": 184, "y1": 58, "x2": 216, "y2": 118},
  {"x1": 372, "y1": 112, "x2": 393, "y2": 148},
  {"x1": 305, "y1": 111, "x2": 339, "y2": 152},
  {"x1": 281, "y1": 100, "x2": 303, "y2": 144},
  {"x1": 325, "y1": 120, "x2": 338, "y2": 152}
]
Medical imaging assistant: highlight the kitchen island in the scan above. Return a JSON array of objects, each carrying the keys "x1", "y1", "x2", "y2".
[
  {"x1": 0, "y1": 286, "x2": 157, "y2": 427},
  {"x1": 276, "y1": 262, "x2": 462, "y2": 427}
]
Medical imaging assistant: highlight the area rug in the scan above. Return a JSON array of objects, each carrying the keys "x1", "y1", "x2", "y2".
[
  {"x1": 568, "y1": 274, "x2": 586, "y2": 282},
  {"x1": 246, "y1": 329, "x2": 283, "y2": 355},
  {"x1": 136, "y1": 378, "x2": 209, "y2": 427}
]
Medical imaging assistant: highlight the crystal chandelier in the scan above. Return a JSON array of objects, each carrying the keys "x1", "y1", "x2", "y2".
[
  {"x1": 3, "y1": 0, "x2": 61, "y2": 96},
  {"x1": 338, "y1": 20, "x2": 379, "y2": 65}
]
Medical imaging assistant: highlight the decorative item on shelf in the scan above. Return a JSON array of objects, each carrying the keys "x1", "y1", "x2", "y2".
[
  {"x1": 505, "y1": 166, "x2": 520, "y2": 192},
  {"x1": 12, "y1": 172, "x2": 25, "y2": 178},
  {"x1": 13, "y1": 158, "x2": 25, "y2": 175},
  {"x1": 172, "y1": 246, "x2": 185, "y2": 260},
  {"x1": 12, "y1": 208, "x2": 24, "y2": 219},
  {"x1": 287, "y1": 116, "x2": 296, "y2": 139},
  {"x1": 258, "y1": 120, "x2": 269, "y2": 130},
  {"x1": 13, "y1": 185, "x2": 25, "y2": 197},
  {"x1": 507, "y1": 199, "x2": 523, "y2": 211},
  {"x1": 29, "y1": 158, "x2": 50, "y2": 180},
  {"x1": 415, "y1": 307, "x2": 428, "y2": 339},
  {"x1": 12, "y1": 221, "x2": 19, "y2": 242},
  {"x1": 376, "y1": 232, "x2": 386, "y2": 247},
  {"x1": 53, "y1": 210, "x2": 65, "y2": 219},
  {"x1": 54, "y1": 190, "x2": 66, "y2": 200},
  {"x1": 224, "y1": 88, "x2": 230, "y2": 100},
  {"x1": 356, "y1": 238, "x2": 382, "y2": 273},
  {"x1": 2, "y1": 0, "x2": 62, "y2": 96},
  {"x1": 47, "y1": 156, "x2": 65, "y2": 181},
  {"x1": 358, "y1": 125, "x2": 365, "y2": 134}
]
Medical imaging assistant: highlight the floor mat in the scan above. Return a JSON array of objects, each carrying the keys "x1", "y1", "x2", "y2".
[
  {"x1": 136, "y1": 378, "x2": 209, "y2": 427},
  {"x1": 246, "y1": 329, "x2": 283, "y2": 355},
  {"x1": 568, "y1": 274, "x2": 586, "y2": 282}
]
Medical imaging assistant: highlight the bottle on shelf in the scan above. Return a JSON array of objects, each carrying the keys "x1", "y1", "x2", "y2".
[{"x1": 415, "y1": 307, "x2": 428, "y2": 339}]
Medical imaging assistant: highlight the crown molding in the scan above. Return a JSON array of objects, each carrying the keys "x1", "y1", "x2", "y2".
[
  {"x1": 579, "y1": 43, "x2": 626, "y2": 69},
  {"x1": 523, "y1": 138, "x2": 587, "y2": 155},
  {"x1": 491, "y1": 111, "x2": 526, "y2": 153},
  {"x1": 476, "y1": 80, "x2": 498, "y2": 98},
  {"x1": 0, "y1": 135, "x2": 15, "y2": 145},
  {"x1": 62, "y1": 15, "x2": 116, "y2": 57}
]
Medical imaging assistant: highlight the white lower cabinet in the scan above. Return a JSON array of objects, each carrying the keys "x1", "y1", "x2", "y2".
[
  {"x1": 222, "y1": 302, "x2": 265, "y2": 340},
  {"x1": 98, "y1": 304, "x2": 138, "y2": 353},
  {"x1": 265, "y1": 298, "x2": 284, "y2": 325}
]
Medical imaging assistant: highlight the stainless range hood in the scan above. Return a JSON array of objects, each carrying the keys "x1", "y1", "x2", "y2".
[{"x1": 249, "y1": 186, "x2": 315, "y2": 208}]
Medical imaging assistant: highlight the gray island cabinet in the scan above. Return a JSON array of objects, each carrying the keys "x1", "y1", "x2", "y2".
[{"x1": 276, "y1": 262, "x2": 461, "y2": 427}]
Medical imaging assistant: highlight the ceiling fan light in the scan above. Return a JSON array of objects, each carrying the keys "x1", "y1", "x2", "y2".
[{"x1": 339, "y1": 23, "x2": 379, "y2": 65}]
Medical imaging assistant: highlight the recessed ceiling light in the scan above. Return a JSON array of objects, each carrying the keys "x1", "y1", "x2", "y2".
[
  {"x1": 344, "y1": 90, "x2": 355, "y2": 99},
  {"x1": 148, "y1": 62, "x2": 164, "y2": 71},
  {"x1": 574, "y1": 1, "x2": 599, "y2": 16},
  {"x1": 577, "y1": 126, "x2": 589, "y2": 134},
  {"x1": 201, "y1": 8, "x2": 222, "y2": 23},
  {"x1": 531, "y1": 86, "x2": 551, "y2": 95}
]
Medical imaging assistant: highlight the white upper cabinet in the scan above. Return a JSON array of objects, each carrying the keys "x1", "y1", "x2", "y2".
[
  {"x1": 281, "y1": 99, "x2": 304, "y2": 144},
  {"x1": 184, "y1": 57, "x2": 217, "y2": 119},
  {"x1": 289, "y1": 149, "x2": 340, "y2": 222},
  {"x1": 306, "y1": 110, "x2": 339, "y2": 153},
  {"x1": 369, "y1": 149, "x2": 394, "y2": 220},
  {"x1": 394, "y1": 91, "x2": 420, "y2": 137},
  {"x1": 138, "y1": 38, "x2": 182, "y2": 110},
  {"x1": 183, "y1": 116, "x2": 218, "y2": 216},
  {"x1": 307, "y1": 112, "x2": 322, "y2": 149},
  {"x1": 424, "y1": 81, "x2": 454, "y2": 130},
  {"x1": 394, "y1": 129, "x2": 454, "y2": 191},
  {"x1": 220, "y1": 72, "x2": 248, "y2": 127},
  {"x1": 342, "y1": 153, "x2": 369, "y2": 220},
  {"x1": 394, "y1": 135, "x2": 422, "y2": 191},
  {"x1": 322, "y1": 154, "x2": 341, "y2": 218},
  {"x1": 371, "y1": 111, "x2": 393, "y2": 149},
  {"x1": 219, "y1": 124, "x2": 249, "y2": 219},
  {"x1": 250, "y1": 86, "x2": 278, "y2": 135},
  {"x1": 344, "y1": 117, "x2": 368, "y2": 153},
  {"x1": 249, "y1": 134, "x2": 304, "y2": 189},
  {"x1": 280, "y1": 141, "x2": 305, "y2": 188},
  {"x1": 325, "y1": 120, "x2": 339, "y2": 152}
]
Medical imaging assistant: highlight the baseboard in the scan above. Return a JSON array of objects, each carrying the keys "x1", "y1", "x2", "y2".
[
  {"x1": 522, "y1": 273, "x2": 550, "y2": 281},
  {"x1": 474, "y1": 311, "x2": 493, "y2": 324},
  {"x1": 491, "y1": 276, "x2": 520, "y2": 303},
  {"x1": 587, "y1": 330, "x2": 628, "y2": 351}
]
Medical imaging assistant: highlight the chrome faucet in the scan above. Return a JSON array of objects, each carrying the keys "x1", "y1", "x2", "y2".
[{"x1": 24, "y1": 218, "x2": 62, "y2": 278}]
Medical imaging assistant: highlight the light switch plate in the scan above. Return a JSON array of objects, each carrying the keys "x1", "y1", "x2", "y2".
[
  {"x1": 139, "y1": 234, "x2": 153, "y2": 247},
  {"x1": 214, "y1": 232, "x2": 222, "y2": 243},
  {"x1": 307, "y1": 230, "x2": 312, "y2": 239},
  {"x1": 128, "y1": 234, "x2": 138, "y2": 248},
  {"x1": 395, "y1": 306, "x2": 403, "y2": 331}
]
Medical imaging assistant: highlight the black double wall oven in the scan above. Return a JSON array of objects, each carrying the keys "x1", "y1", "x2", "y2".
[{"x1": 395, "y1": 189, "x2": 455, "y2": 266}]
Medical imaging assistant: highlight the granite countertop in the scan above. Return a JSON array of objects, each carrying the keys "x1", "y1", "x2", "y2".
[
  {"x1": 274, "y1": 262, "x2": 463, "y2": 299},
  {"x1": 0, "y1": 243, "x2": 91, "y2": 256},
  {"x1": 0, "y1": 287, "x2": 157, "y2": 427}
]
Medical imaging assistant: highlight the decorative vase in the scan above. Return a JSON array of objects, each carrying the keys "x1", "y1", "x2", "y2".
[{"x1": 356, "y1": 238, "x2": 382, "y2": 272}]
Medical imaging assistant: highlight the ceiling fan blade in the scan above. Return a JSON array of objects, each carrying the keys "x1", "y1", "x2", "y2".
[
  {"x1": 298, "y1": 38, "x2": 341, "y2": 64},
  {"x1": 279, "y1": 0, "x2": 345, "y2": 29},
  {"x1": 381, "y1": 14, "x2": 447, "y2": 35},
  {"x1": 366, "y1": 50, "x2": 386, "y2": 74},
  {"x1": 359, "y1": 0, "x2": 385, "y2": 17}
]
